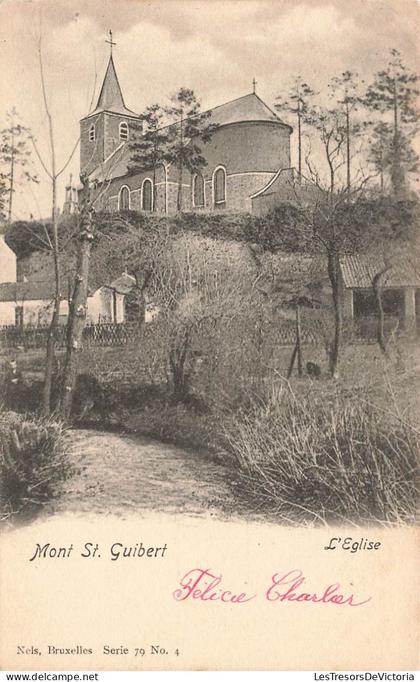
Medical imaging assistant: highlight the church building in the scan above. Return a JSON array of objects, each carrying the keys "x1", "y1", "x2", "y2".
[{"x1": 80, "y1": 52, "x2": 293, "y2": 214}]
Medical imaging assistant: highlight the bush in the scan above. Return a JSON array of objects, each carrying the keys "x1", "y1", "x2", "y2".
[
  {"x1": 124, "y1": 391, "x2": 230, "y2": 462},
  {"x1": 0, "y1": 411, "x2": 74, "y2": 523},
  {"x1": 225, "y1": 385, "x2": 419, "y2": 525}
]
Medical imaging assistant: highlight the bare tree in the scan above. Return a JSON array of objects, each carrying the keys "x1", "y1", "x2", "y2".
[
  {"x1": 275, "y1": 77, "x2": 316, "y2": 183},
  {"x1": 328, "y1": 71, "x2": 365, "y2": 192},
  {"x1": 30, "y1": 35, "x2": 80, "y2": 415}
]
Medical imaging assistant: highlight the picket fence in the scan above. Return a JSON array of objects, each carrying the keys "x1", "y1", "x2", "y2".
[{"x1": 0, "y1": 316, "x2": 408, "y2": 351}]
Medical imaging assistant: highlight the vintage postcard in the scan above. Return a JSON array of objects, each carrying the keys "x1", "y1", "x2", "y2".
[{"x1": 0, "y1": 0, "x2": 419, "y2": 672}]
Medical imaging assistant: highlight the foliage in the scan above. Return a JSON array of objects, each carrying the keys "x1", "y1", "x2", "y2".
[
  {"x1": 4, "y1": 214, "x2": 78, "y2": 258},
  {"x1": 164, "y1": 88, "x2": 218, "y2": 210},
  {"x1": 275, "y1": 77, "x2": 316, "y2": 177},
  {"x1": 127, "y1": 103, "x2": 170, "y2": 209},
  {"x1": 0, "y1": 176, "x2": 7, "y2": 224},
  {"x1": 225, "y1": 383, "x2": 419, "y2": 525},
  {"x1": 364, "y1": 49, "x2": 419, "y2": 196},
  {"x1": 368, "y1": 122, "x2": 418, "y2": 192},
  {"x1": 0, "y1": 411, "x2": 73, "y2": 522},
  {"x1": 0, "y1": 108, "x2": 38, "y2": 222}
]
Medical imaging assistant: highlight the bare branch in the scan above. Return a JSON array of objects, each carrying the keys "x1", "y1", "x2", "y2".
[
  {"x1": 57, "y1": 137, "x2": 80, "y2": 178},
  {"x1": 29, "y1": 136, "x2": 52, "y2": 179}
]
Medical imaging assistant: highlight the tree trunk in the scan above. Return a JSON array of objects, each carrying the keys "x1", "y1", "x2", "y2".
[
  {"x1": 391, "y1": 78, "x2": 405, "y2": 199},
  {"x1": 59, "y1": 208, "x2": 94, "y2": 421},
  {"x1": 372, "y1": 270, "x2": 389, "y2": 357},
  {"x1": 39, "y1": 39, "x2": 61, "y2": 417},
  {"x1": 296, "y1": 304, "x2": 303, "y2": 376},
  {"x1": 345, "y1": 99, "x2": 351, "y2": 192},
  {"x1": 42, "y1": 176, "x2": 60, "y2": 416},
  {"x1": 42, "y1": 295, "x2": 60, "y2": 415},
  {"x1": 7, "y1": 138, "x2": 14, "y2": 223},
  {"x1": 152, "y1": 164, "x2": 156, "y2": 212},
  {"x1": 391, "y1": 131, "x2": 405, "y2": 199},
  {"x1": 177, "y1": 110, "x2": 184, "y2": 212},
  {"x1": 297, "y1": 102, "x2": 302, "y2": 183},
  {"x1": 327, "y1": 250, "x2": 342, "y2": 378},
  {"x1": 169, "y1": 329, "x2": 190, "y2": 399},
  {"x1": 177, "y1": 163, "x2": 183, "y2": 212},
  {"x1": 287, "y1": 342, "x2": 298, "y2": 379}
]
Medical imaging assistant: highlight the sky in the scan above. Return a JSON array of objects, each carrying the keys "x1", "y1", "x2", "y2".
[{"x1": 0, "y1": 0, "x2": 418, "y2": 220}]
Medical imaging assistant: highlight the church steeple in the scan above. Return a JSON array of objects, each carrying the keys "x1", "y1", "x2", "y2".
[
  {"x1": 90, "y1": 53, "x2": 137, "y2": 117},
  {"x1": 80, "y1": 32, "x2": 139, "y2": 176}
]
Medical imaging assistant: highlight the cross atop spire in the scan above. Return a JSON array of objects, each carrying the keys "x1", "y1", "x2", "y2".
[
  {"x1": 252, "y1": 77, "x2": 257, "y2": 94},
  {"x1": 105, "y1": 29, "x2": 116, "y2": 57},
  {"x1": 88, "y1": 43, "x2": 138, "y2": 117}
]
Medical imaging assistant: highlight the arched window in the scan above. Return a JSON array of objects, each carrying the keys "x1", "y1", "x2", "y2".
[
  {"x1": 213, "y1": 166, "x2": 226, "y2": 205},
  {"x1": 89, "y1": 124, "x2": 95, "y2": 142},
  {"x1": 142, "y1": 178, "x2": 153, "y2": 212},
  {"x1": 119, "y1": 121, "x2": 129, "y2": 141},
  {"x1": 193, "y1": 173, "x2": 205, "y2": 208},
  {"x1": 118, "y1": 186, "x2": 130, "y2": 211}
]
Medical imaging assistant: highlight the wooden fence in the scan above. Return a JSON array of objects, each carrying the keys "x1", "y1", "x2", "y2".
[
  {"x1": 0, "y1": 316, "x2": 414, "y2": 351},
  {"x1": 0, "y1": 322, "x2": 142, "y2": 350}
]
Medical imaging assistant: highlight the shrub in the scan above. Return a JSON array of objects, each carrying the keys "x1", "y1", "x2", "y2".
[
  {"x1": 0, "y1": 411, "x2": 73, "y2": 523},
  {"x1": 225, "y1": 385, "x2": 419, "y2": 525}
]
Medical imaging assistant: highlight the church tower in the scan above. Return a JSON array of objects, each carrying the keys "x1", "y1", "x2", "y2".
[{"x1": 80, "y1": 34, "x2": 139, "y2": 177}]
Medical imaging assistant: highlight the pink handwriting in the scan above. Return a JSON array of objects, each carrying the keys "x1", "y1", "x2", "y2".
[
  {"x1": 173, "y1": 568, "x2": 256, "y2": 603},
  {"x1": 173, "y1": 568, "x2": 371, "y2": 606},
  {"x1": 266, "y1": 569, "x2": 371, "y2": 606}
]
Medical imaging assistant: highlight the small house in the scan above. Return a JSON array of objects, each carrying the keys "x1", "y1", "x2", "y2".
[
  {"x1": 0, "y1": 273, "x2": 138, "y2": 327},
  {"x1": 340, "y1": 253, "x2": 420, "y2": 334}
]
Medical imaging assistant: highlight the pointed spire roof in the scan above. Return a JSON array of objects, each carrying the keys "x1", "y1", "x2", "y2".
[{"x1": 88, "y1": 56, "x2": 138, "y2": 118}]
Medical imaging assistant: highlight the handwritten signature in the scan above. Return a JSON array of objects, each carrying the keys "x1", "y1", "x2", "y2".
[{"x1": 173, "y1": 568, "x2": 371, "y2": 606}]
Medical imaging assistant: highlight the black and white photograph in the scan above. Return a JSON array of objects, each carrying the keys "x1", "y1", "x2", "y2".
[{"x1": 0, "y1": 0, "x2": 418, "y2": 672}]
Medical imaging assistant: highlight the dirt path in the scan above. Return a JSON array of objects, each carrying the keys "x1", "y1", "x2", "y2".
[{"x1": 55, "y1": 429, "x2": 236, "y2": 519}]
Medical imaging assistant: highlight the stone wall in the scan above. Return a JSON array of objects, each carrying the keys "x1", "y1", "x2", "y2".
[
  {"x1": 91, "y1": 119, "x2": 291, "y2": 215},
  {"x1": 80, "y1": 112, "x2": 140, "y2": 177}
]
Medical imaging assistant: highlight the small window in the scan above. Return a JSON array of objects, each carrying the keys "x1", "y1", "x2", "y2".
[
  {"x1": 118, "y1": 186, "x2": 130, "y2": 210},
  {"x1": 15, "y1": 306, "x2": 23, "y2": 327},
  {"x1": 193, "y1": 173, "x2": 205, "y2": 208},
  {"x1": 142, "y1": 178, "x2": 153, "y2": 212},
  {"x1": 119, "y1": 121, "x2": 129, "y2": 141},
  {"x1": 213, "y1": 166, "x2": 226, "y2": 205},
  {"x1": 89, "y1": 124, "x2": 95, "y2": 142}
]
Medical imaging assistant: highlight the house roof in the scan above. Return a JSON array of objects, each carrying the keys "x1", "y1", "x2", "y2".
[
  {"x1": 0, "y1": 270, "x2": 138, "y2": 303},
  {"x1": 340, "y1": 253, "x2": 420, "y2": 289},
  {"x1": 0, "y1": 281, "x2": 65, "y2": 302},
  {"x1": 88, "y1": 92, "x2": 291, "y2": 181},
  {"x1": 86, "y1": 56, "x2": 138, "y2": 119}
]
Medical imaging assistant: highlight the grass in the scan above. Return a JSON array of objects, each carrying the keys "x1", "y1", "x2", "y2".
[
  {"x1": 0, "y1": 411, "x2": 75, "y2": 524},
  {"x1": 224, "y1": 380, "x2": 419, "y2": 526},
  {"x1": 1, "y1": 340, "x2": 419, "y2": 526}
]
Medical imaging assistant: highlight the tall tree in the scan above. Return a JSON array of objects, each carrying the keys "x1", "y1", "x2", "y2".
[
  {"x1": 0, "y1": 176, "x2": 7, "y2": 225},
  {"x1": 31, "y1": 35, "x2": 80, "y2": 415},
  {"x1": 58, "y1": 177, "x2": 94, "y2": 420},
  {"x1": 364, "y1": 49, "x2": 419, "y2": 198},
  {"x1": 0, "y1": 108, "x2": 38, "y2": 223},
  {"x1": 165, "y1": 88, "x2": 217, "y2": 211},
  {"x1": 328, "y1": 71, "x2": 365, "y2": 192},
  {"x1": 368, "y1": 121, "x2": 418, "y2": 194},
  {"x1": 275, "y1": 77, "x2": 316, "y2": 182},
  {"x1": 128, "y1": 103, "x2": 170, "y2": 211}
]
